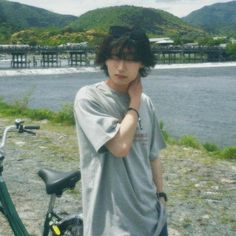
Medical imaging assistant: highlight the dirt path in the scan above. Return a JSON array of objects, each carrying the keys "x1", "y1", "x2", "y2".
[{"x1": 0, "y1": 117, "x2": 236, "y2": 235}]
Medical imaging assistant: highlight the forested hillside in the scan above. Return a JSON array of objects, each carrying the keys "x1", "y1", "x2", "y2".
[
  {"x1": 182, "y1": 1, "x2": 236, "y2": 37},
  {"x1": 69, "y1": 5, "x2": 206, "y2": 41},
  {"x1": 1, "y1": 0, "x2": 236, "y2": 45},
  {"x1": 0, "y1": 0, "x2": 76, "y2": 42}
]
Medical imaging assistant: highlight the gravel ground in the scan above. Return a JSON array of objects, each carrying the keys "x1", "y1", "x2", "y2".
[
  {"x1": 0, "y1": 118, "x2": 81, "y2": 235},
  {"x1": 0, "y1": 117, "x2": 236, "y2": 236}
]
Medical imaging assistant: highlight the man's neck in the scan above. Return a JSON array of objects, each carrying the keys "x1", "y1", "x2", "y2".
[{"x1": 106, "y1": 80, "x2": 128, "y2": 93}]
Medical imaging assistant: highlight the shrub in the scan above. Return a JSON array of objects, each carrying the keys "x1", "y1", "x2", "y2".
[
  {"x1": 159, "y1": 120, "x2": 170, "y2": 142},
  {"x1": 220, "y1": 146, "x2": 236, "y2": 159},
  {"x1": 27, "y1": 108, "x2": 55, "y2": 120},
  {"x1": 53, "y1": 104, "x2": 75, "y2": 125},
  {"x1": 203, "y1": 142, "x2": 220, "y2": 152},
  {"x1": 179, "y1": 135, "x2": 201, "y2": 149}
]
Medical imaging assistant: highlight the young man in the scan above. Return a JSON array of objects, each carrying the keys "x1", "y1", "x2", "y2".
[{"x1": 74, "y1": 26, "x2": 168, "y2": 236}]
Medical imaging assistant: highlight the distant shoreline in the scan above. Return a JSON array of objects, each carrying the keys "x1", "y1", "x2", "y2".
[
  {"x1": 155, "y1": 61, "x2": 236, "y2": 69},
  {"x1": 0, "y1": 62, "x2": 236, "y2": 77}
]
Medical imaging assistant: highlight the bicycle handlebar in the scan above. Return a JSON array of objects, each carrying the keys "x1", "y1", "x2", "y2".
[
  {"x1": 24, "y1": 125, "x2": 40, "y2": 130},
  {"x1": 0, "y1": 119, "x2": 40, "y2": 151}
]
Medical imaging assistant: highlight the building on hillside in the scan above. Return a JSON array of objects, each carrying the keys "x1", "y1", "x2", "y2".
[{"x1": 149, "y1": 37, "x2": 174, "y2": 46}]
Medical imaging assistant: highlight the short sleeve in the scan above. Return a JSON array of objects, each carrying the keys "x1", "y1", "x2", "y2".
[
  {"x1": 74, "y1": 96, "x2": 120, "y2": 153},
  {"x1": 149, "y1": 102, "x2": 166, "y2": 161}
]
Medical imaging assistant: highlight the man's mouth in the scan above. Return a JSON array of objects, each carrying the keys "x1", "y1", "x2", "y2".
[{"x1": 115, "y1": 74, "x2": 127, "y2": 79}]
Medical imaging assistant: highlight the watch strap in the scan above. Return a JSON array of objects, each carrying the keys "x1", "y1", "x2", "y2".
[{"x1": 157, "y1": 192, "x2": 168, "y2": 202}]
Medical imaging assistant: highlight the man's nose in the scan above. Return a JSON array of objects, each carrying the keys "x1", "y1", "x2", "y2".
[{"x1": 117, "y1": 60, "x2": 126, "y2": 70}]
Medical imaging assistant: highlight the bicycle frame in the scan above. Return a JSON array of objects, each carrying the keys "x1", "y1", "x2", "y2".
[
  {"x1": 0, "y1": 169, "x2": 62, "y2": 236},
  {"x1": 0, "y1": 123, "x2": 32, "y2": 235},
  {"x1": 0, "y1": 173, "x2": 29, "y2": 236},
  {"x1": 42, "y1": 194, "x2": 63, "y2": 236}
]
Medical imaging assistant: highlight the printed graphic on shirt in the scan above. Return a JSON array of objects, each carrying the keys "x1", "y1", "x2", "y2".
[{"x1": 134, "y1": 131, "x2": 148, "y2": 146}]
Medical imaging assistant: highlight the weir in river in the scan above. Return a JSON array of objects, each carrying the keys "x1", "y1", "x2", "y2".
[{"x1": 0, "y1": 44, "x2": 229, "y2": 69}]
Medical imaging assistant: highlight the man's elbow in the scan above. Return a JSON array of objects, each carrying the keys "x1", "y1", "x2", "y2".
[
  {"x1": 113, "y1": 148, "x2": 129, "y2": 158},
  {"x1": 106, "y1": 144, "x2": 130, "y2": 158}
]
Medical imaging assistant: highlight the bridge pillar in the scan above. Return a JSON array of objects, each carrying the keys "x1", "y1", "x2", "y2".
[
  {"x1": 68, "y1": 50, "x2": 89, "y2": 66},
  {"x1": 41, "y1": 52, "x2": 59, "y2": 67},
  {"x1": 11, "y1": 52, "x2": 28, "y2": 68}
]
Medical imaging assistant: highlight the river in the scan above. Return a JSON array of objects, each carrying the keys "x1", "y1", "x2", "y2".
[{"x1": 0, "y1": 62, "x2": 235, "y2": 147}]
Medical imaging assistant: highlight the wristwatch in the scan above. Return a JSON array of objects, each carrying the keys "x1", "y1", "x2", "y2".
[{"x1": 157, "y1": 192, "x2": 168, "y2": 202}]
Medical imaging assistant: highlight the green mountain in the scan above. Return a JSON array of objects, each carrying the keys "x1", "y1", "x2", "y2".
[
  {"x1": 182, "y1": 1, "x2": 236, "y2": 37},
  {"x1": 0, "y1": 0, "x2": 77, "y2": 41},
  {"x1": 0, "y1": 2, "x2": 207, "y2": 45},
  {"x1": 69, "y1": 5, "x2": 207, "y2": 41}
]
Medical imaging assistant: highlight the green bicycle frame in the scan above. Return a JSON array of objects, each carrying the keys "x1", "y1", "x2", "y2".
[{"x1": 0, "y1": 174, "x2": 30, "y2": 236}]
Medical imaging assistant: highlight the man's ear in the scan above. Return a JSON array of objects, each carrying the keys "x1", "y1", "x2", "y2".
[{"x1": 105, "y1": 60, "x2": 108, "y2": 66}]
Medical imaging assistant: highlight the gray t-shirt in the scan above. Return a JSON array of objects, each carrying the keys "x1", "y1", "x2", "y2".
[{"x1": 74, "y1": 81, "x2": 167, "y2": 236}]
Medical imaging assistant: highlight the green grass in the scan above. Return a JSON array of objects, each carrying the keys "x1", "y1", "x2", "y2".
[
  {"x1": 159, "y1": 120, "x2": 236, "y2": 160},
  {"x1": 0, "y1": 97, "x2": 75, "y2": 125},
  {"x1": 203, "y1": 142, "x2": 220, "y2": 152},
  {"x1": 179, "y1": 135, "x2": 201, "y2": 149},
  {"x1": 219, "y1": 146, "x2": 236, "y2": 159}
]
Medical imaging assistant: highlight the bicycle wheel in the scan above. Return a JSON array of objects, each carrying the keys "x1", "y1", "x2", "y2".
[{"x1": 59, "y1": 214, "x2": 83, "y2": 236}]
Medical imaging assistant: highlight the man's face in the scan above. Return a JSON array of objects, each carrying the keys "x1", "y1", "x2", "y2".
[{"x1": 105, "y1": 56, "x2": 143, "y2": 91}]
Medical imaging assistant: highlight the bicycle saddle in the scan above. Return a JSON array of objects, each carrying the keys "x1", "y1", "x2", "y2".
[{"x1": 38, "y1": 168, "x2": 81, "y2": 197}]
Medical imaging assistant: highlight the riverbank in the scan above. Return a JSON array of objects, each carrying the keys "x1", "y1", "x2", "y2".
[
  {"x1": 0, "y1": 99, "x2": 235, "y2": 159},
  {"x1": 0, "y1": 116, "x2": 236, "y2": 235},
  {"x1": 1, "y1": 61, "x2": 236, "y2": 77}
]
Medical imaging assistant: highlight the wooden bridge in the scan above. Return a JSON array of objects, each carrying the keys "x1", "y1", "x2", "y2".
[
  {"x1": 152, "y1": 46, "x2": 226, "y2": 64},
  {"x1": 0, "y1": 44, "x2": 228, "y2": 69}
]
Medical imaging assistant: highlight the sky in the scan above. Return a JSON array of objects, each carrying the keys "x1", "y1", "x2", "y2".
[{"x1": 8, "y1": 0, "x2": 235, "y2": 17}]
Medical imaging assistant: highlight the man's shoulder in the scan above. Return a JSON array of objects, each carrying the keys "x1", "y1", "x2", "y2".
[
  {"x1": 76, "y1": 82, "x2": 102, "y2": 99},
  {"x1": 141, "y1": 93, "x2": 152, "y2": 104}
]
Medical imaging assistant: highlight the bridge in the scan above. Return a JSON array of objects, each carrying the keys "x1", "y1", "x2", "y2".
[
  {"x1": 0, "y1": 44, "x2": 228, "y2": 69},
  {"x1": 0, "y1": 45, "x2": 96, "y2": 68},
  {"x1": 152, "y1": 45, "x2": 226, "y2": 64}
]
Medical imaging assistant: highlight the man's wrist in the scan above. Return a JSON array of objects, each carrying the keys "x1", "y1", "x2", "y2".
[
  {"x1": 127, "y1": 107, "x2": 142, "y2": 130},
  {"x1": 127, "y1": 107, "x2": 139, "y2": 118}
]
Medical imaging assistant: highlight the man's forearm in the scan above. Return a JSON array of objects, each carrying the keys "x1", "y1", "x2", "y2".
[
  {"x1": 150, "y1": 158, "x2": 164, "y2": 193},
  {"x1": 105, "y1": 77, "x2": 142, "y2": 158},
  {"x1": 106, "y1": 109, "x2": 138, "y2": 158}
]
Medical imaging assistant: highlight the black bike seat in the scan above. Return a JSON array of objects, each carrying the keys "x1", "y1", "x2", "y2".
[{"x1": 38, "y1": 168, "x2": 81, "y2": 196}]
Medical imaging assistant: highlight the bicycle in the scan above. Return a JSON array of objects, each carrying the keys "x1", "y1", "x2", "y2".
[{"x1": 0, "y1": 119, "x2": 83, "y2": 236}]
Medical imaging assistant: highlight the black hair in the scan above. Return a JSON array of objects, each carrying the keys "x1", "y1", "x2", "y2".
[{"x1": 95, "y1": 26, "x2": 156, "y2": 77}]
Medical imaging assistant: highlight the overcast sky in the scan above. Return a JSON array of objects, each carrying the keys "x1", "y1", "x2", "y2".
[{"x1": 8, "y1": 0, "x2": 235, "y2": 17}]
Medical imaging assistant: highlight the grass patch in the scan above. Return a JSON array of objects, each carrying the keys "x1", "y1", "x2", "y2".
[
  {"x1": 160, "y1": 120, "x2": 176, "y2": 144},
  {"x1": 160, "y1": 120, "x2": 170, "y2": 142},
  {"x1": 219, "y1": 146, "x2": 236, "y2": 159},
  {"x1": 0, "y1": 97, "x2": 75, "y2": 125},
  {"x1": 203, "y1": 142, "x2": 220, "y2": 152},
  {"x1": 179, "y1": 135, "x2": 201, "y2": 149}
]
